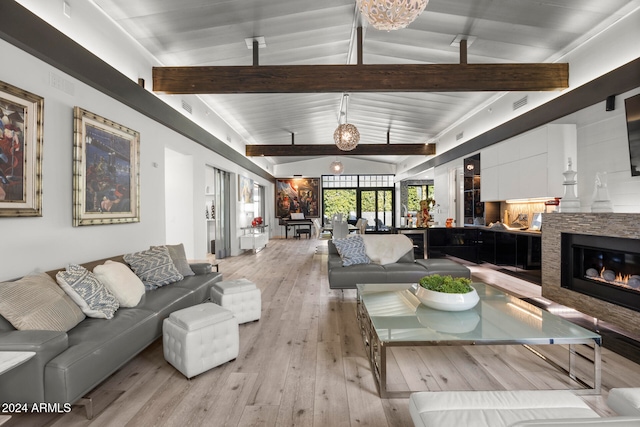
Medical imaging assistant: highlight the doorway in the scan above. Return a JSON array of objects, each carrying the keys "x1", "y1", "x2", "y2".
[
  {"x1": 359, "y1": 189, "x2": 393, "y2": 232},
  {"x1": 206, "y1": 166, "x2": 231, "y2": 259}
]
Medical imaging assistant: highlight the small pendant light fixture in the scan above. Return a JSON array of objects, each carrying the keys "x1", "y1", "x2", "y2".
[
  {"x1": 330, "y1": 158, "x2": 344, "y2": 175},
  {"x1": 334, "y1": 94, "x2": 360, "y2": 151}
]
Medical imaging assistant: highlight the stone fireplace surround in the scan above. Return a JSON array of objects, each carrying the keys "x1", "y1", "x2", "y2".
[{"x1": 542, "y1": 213, "x2": 640, "y2": 336}]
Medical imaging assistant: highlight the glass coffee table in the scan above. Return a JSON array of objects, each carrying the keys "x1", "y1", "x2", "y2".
[{"x1": 356, "y1": 283, "x2": 602, "y2": 398}]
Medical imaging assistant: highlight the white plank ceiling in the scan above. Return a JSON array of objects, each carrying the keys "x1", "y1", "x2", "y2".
[{"x1": 91, "y1": 0, "x2": 638, "y2": 166}]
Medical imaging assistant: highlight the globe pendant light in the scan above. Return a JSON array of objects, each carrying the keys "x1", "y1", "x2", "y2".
[
  {"x1": 334, "y1": 94, "x2": 360, "y2": 151},
  {"x1": 357, "y1": 0, "x2": 429, "y2": 31},
  {"x1": 333, "y1": 123, "x2": 360, "y2": 151},
  {"x1": 330, "y1": 159, "x2": 344, "y2": 175}
]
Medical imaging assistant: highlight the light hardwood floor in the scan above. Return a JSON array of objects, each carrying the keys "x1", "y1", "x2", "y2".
[{"x1": 7, "y1": 237, "x2": 640, "y2": 426}]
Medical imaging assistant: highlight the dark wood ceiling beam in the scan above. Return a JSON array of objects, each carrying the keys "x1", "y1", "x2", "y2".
[
  {"x1": 153, "y1": 63, "x2": 568, "y2": 94},
  {"x1": 246, "y1": 143, "x2": 436, "y2": 157}
]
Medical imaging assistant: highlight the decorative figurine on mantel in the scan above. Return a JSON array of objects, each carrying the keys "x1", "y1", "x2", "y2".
[
  {"x1": 591, "y1": 171, "x2": 613, "y2": 212},
  {"x1": 559, "y1": 157, "x2": 581, "y2": 213}
]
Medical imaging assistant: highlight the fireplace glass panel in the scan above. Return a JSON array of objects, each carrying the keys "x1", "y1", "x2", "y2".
[
  {"x1": 561, "y1": 233, "x2": 640, "y2": 312},
  {"x1": 578, "y1": 248, "x2": 640, "y2": 291}
]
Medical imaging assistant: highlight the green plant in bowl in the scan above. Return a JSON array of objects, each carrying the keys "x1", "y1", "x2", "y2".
[
  {"x1": 415, "y1": 275, "x2": 479, "y2": 311},
  {"x1": 418, "y1": 274, "x2": 473, "y2": 294}
]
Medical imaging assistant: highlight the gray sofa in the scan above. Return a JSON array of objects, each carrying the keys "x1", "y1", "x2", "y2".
[
  {"x1": 0, "y1": 255, "x2": 222, "y2": 417},
  {"x1": 327, "y1": 240, "x2": 470, "y2": 289}
]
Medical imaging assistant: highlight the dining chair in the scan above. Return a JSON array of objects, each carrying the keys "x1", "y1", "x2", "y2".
[
  {"x1": 331, "y1": 220, "x2": 349, "y2": 239},
  {"x1": 312, "y1": 218, "x2": 323, "y2": 239}
]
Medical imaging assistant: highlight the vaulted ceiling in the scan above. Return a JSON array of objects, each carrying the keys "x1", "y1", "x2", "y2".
[{"x1": 91, "y1": 0, "x2": 638, "y2": 166}]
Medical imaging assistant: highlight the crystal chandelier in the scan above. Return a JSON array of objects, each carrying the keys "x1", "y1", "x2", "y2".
[
  {"x1": 330, "y1": 160, "x2": 344, "y2": 175},
  {"x1": 357, "y1": 0, "x2": 429, "y2": 31},
  {"x1": 334, "y1": 94, "x2": 360, "y2": 151}
]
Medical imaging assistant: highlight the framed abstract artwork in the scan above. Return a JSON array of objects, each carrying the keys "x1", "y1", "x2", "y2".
[
  {"x1": 0, "y1": 80, "x2": 44, "y2": 217},
  {"x1": 73, "y1": 107, "x2": 140, "y2": 226},
  {"x1": 275, "y1": 178, "x2": 319, "y2": 218}
]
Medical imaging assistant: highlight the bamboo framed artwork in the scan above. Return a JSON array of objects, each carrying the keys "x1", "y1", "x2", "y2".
[
  {"x1": 0, "y1": 80, "x2": 44, "y2": 217},
  {"x1": 73, "y1": 107, "x2": 140, "y2": 226}
]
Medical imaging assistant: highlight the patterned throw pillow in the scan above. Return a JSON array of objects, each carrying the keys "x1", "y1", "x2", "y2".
[
  {"x1": 0, "y1": 272, "x2": 85, "y2": 331},
  {"x1": 56, "y1": 264, "x2": 120, "y2": 319},
  {"x1": 124, "y1": 246, "x2": 184, "y2": 290},
  {"x1": 152, "y1": 244, "x2": 195, "y2": 277},
  {"x1": 332, "y1": 235, "x2": 371, "y2": 267}
]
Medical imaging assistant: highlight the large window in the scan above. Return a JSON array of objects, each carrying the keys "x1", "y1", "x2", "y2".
[{"x1": 322, "y1": 175, "x2": 394, "y2": 232}]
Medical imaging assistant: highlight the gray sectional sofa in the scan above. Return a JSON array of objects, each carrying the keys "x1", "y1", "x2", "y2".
[
  {"x1": 327, "y1": 239, "x2": 470, "y2": 289},
  {"x1": 0, "y1": 255, "x2": 222, "y2": 417}
]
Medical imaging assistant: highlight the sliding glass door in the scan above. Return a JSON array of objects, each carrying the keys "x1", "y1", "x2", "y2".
[
  {"x1": 360, "y1": 189, "x2": 393, "y2": 232},
  {"x1": 321, "y1": 175, "x2": 395, "y2": 231},
  {"x1": 323, "y1": 188, "x2": 356, "y2": 224}
]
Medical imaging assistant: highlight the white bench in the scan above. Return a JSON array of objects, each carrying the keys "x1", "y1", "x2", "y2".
[{"x1": 409, "y1": 390, "x2": 640, "y2": 427}]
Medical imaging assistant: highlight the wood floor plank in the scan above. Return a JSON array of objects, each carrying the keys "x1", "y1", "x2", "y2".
[
  {"x1": 275, "y1": 327, "x2": 318, "y2": 427},
  {"x1": 380, "y1": 399, "x2": 414, "y2": 427},
  {"x1": 464, "y1": 346, "x2": 538, "y2": 390},
  {"x1": 343, "y1": 356, "x2": 389, "y2": 426},
  {"x1": 120, "y1": 370, "x2": 191, "y2": 426},
  {"x1": 382, "y1": 348, "x2": 411, "y2": 393},
  {"x1": 390, "y1": 347, "x2": 440, "y2": 392},
  {"x1": 202, "y1": 372, "x2": 259, "y2": 427},
  {"x1": 314, "y1": 341, "x2": 350, "y2": 427},
  {"x1": 415, "y1": 347, "x2": 473, "y2": 391},
  {"x1": 337, "y1": 300, "x2": 366, "y2": 358},
  {"x1": 438, "y1": 346, "x2": 506, "y2": 391},
  {"x1": 237, "y1": 405, "x2": 279, "y2": 427}
]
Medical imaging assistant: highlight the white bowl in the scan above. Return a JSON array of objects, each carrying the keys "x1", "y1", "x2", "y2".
[{"x1": 414, "y1": 285, "x2": 479, "y2": 311}]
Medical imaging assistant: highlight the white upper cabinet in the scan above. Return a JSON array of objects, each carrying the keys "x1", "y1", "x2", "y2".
[{"x1": 480, "y1": 124, "x2": 576, "y2": 201}]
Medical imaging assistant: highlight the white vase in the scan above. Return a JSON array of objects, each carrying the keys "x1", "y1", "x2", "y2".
[{"x1": 414, "y1": 285, "x2": 479, "y2": 311}]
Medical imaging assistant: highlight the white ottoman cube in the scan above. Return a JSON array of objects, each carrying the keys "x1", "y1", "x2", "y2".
[
  {"x1": 163, "y1": 303, "x2": 239, "y2": 378},
  {"x1": 210, "y1": 278, "x2": 261, "y2": 324}
]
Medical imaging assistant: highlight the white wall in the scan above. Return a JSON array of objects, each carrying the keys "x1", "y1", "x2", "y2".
[
  {"x1": 570, "y1": 88, "x2": 640, "y2": 212},
  {"x1": 0, "y1": 38, "x2": 273, "y2": 280},
  {"x1": 165, "y1": 148, "x2": 194, "y2": 258}
]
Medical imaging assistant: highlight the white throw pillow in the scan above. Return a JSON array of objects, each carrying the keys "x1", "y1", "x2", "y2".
[{"x1": 93, "y1": 260, "x2": 145, "y2": 307}]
